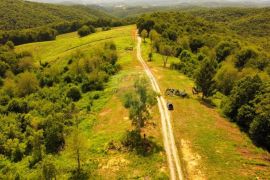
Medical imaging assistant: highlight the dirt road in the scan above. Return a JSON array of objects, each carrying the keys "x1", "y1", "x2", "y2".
[{"x1": 137, "y1": 36, "x2": 184, "y2": 180}]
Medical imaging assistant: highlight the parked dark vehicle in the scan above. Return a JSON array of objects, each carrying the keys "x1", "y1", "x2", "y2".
[{"x1": 167, "y1": 102, "x2": 174, "y2": 111}]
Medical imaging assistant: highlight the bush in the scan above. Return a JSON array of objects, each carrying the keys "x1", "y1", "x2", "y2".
[
  {"x1": 222, "y1": 75, "x2": 262, "y2": 122},
  {"x1": 7, "y1": 99, "x2": 29, "y2": 113},
  {"x1": 215, "y1": 41, "x2": 235, "y2": 62},
  {"x1": 189, "y1": 38, "x2": 204, "y2": 53},
  {"x1": 78, "y1": 25, "x2": 95, "y2": 37},
  {"x1": 44, "y1": 116, "x2": 65, "y2": 153},
  {"x1": 67, "y1": 87, "x2": 81, "y2": 101},
  {"x1": 0, "y1": 61, "x2": 9, "y2": 77},
  {"x1": 17, "y1": 72, "x2": 39, "y2": 97},
  {"x1": 235, "y1": 48, "x2": 258, "y2": 69}
]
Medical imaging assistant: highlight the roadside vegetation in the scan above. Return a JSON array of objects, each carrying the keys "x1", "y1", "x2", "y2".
[
  {"x1": 137, "y1": 9, "x2": 270, "y2": 151},
  {"x1": 138, "y1": 9, "x2": 270, "y2": 178}
]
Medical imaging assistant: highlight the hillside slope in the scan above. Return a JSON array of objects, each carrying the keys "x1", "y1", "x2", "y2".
[{"x1": 0, "y1": 0, "x2": 112, "y2": 31}]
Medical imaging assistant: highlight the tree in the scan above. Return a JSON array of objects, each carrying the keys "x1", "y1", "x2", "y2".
[
  {"x1": 195, "y1": 58, "x2": 217, "y2": 99},
  {"x1": 149, "y1": 29, "x2": 159, "y2": 44},
  {"x1": 68, "y1": 113, "x2": 88, "y2": 179},
  {"x1": 78, "y1": 25, "x2": 91, "y2": 37},
  {"x1": 44, "y1": 115, "x2": 65, "y2": 153},
  {"x1": 141, "y1": 29, "x2": 148, "y2": 43},
  {"x1": 0, "y1": 61, "x2": 9, "y2": 77},
  {"x1": 148, "y1": 52, "x2": 153, "y2": 61},
  {"x1": 189, "y1": 38, "x2": 204, "y2": 53},
  {"x1": 16, "y1": 71, "x2": 39, "y2": 97},
  {"x1": 235, "y1": 48, "x2": 258, "y2": 69},
  {"x1": 215, "y1": 41, "x2": 235, "y2": 63},
  {"x1": 249, "y1": 84, "x2": 270, "y2": 149},
  {"x1": 214, "y1": 63, "x2": 239, "y2": 95},
  {"x1": 42, "y1": 156, "x2": 57, "y2": 180},
  {"x1": 67, "y1": 86, "x2": 81, "y2": 102},
  {"x1": 123, "y1": 78, "x2": 157, "y2": 132},
  {"x1": 222, "y1": 75, "x2": 262, "y2": 121},
  {"x1": 160, "y1": 44, "x2": 174, "y2": 67}
]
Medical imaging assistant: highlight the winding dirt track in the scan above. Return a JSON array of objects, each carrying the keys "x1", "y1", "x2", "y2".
[{"x1": 137, "y1": 36, "x2": 184, "y2": 180}]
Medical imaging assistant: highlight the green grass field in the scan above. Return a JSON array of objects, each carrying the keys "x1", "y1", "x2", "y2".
[
  {"x1": 14, "y1": 25, "x2": 169, "y2": 179},
  {"x1": 141, "y1": 38, "x2": 270, "y2": 179}
]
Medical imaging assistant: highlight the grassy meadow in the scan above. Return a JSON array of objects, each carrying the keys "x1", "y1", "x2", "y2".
[
  {"x1": 12, "y1": 25, "x2": 169, "y2": 179},
  {"x1": 141, "y1": 38, "x2": 270, "y2": 179}
]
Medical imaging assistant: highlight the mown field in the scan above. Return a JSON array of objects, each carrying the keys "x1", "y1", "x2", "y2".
[
  {"x1": 11, "y1": 25, "x2": 169, "y2": 179},
  {"x1": 141, "y1": 38, "x2": 270, "y2": 179}
]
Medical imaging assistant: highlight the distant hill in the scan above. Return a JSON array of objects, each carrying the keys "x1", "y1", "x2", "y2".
[{"x1": 0, "y1": 0, "x2": 112, "y2": 31}]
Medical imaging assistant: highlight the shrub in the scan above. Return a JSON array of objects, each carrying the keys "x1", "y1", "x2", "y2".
[
  {"x1": 189, "y1": 38, "x2": 204, "y2": 53},
  {"x1": 215, "y1": 41, "x2": 235, "y2": 62},
  {"x1": 44, "y1": 115, "x2": 65, "y2": 153},
  {"x1": 78, "y1": 25, "x2": 95, "y2": 37},
  {"x1": 67, "y1": 87, "x2": 81, "y2": 101},
  {"x1": 7, "y1": 99, "x2": 29, "y2": 113},
  {"x1": 235, "y1": 48, "x2": 258, "y2": 69},
  {"x1": 0, "y1": 61, "x2": 9, "y2": 77},
  {"x1": 17, "y1": 72, "x2": 39, "y2": 97}
]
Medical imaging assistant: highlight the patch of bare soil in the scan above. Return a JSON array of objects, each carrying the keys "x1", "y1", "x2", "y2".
[
  {"x1": 181, "y1": 139, "x2": 205, "y2": 180},
  {"x1": 100, "y1": 156, "x2": 130, "y2": 173},
  {"x1": 99, "y1": 109, "x2": 112, "y2": 117}
]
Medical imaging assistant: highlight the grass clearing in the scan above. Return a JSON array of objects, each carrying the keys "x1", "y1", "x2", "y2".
[{"x1": 141, "y1": 39, "x2": 270, "y2": 179}]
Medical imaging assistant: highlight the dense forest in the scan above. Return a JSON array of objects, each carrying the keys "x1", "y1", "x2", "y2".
[
  {"x1": 0, "y1": 0, "x2": 113, "y2": 31},
  {"x1": 137, "y1": 8, "x2": 270, "y2": 150}
]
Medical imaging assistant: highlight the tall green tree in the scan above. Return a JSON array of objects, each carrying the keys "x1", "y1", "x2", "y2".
[
  {"x1": 141, "y1": 29, "x2": 148, "y2": 43},
  {"x1": 195, "y1": 58, "x2": 217, "y2": 99},
  {"x1": 159, "y1": 44, "x2": 174, "y2": 67},
  {"x1": 123, "y1": 78, "x2": 157, "y2": 132}
]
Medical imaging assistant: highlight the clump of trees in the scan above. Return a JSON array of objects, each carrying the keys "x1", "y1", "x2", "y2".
[
  {"x1": 0, "y1": 41, "x2": 119, "y2": 178},
  {"x1": 78, "y1": 25, "x2": 96, "y2": 37}
]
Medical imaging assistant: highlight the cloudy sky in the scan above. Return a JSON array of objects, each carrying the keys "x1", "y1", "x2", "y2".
[{"x1": 29, "y1": 0, "x2": 270, "y2": 5}]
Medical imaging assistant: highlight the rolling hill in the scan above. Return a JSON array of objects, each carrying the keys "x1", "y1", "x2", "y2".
[{"x1": 0, "y1": 0, "x2": 112, "y2": 31}]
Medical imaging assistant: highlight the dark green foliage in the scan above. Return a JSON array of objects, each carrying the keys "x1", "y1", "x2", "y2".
[
  {"x1": 7, "y1": 99, "x2": 29, "y2": 113},
  {"x1": 189, "y1": 38, "x2": 204, "y2": 53},
  {"x1": 44, "y1": 116, "x2": 65, "y2": 154},
  {"x1": 67, "y1": 87, "x2": 82, "y2": 102},
  {"x1": 171, "y1": 50, "x2": 199, "y2": 77},
  {"x1": 0, "y1": 61, "x2": 9, "y2": 77},
  {"x1": 222, "y1": 75, "x2": 262, "y2": 123},
  {"x1": 123, "y1": 78, "x2": 157, "y2": 131},
  {"x1": 78, "y1": 25, "x2": 95, "y2": 37},
  {"x1": 137, "y1": 19, "x2": 155, "y2": 34},
  {"x1": 235, "y1": 48, "x2": 258, "y2": 69},
  {"x1": 249, "y1": 83, "x2": 270, "y2": 149},
  {"x1": 42, "y1": 157, "x2": 57, "y2": 180},
  {"x1": 163, "y1": 29, "x2": 177, "y2": 41},
  {"x1": 195, "y1": 58, "x2": 217, "y2": 98},
  {"x1": 0, "y1": 0, "x2": 112, "y2": 31},
  {"x1": 215, "y1": 41, "x2": 235, "y2": 62}
]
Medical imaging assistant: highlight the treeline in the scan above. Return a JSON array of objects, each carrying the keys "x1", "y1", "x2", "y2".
[
  {"x1": 137, "y1": 10, "x2": 270, "y2": 150},
  {"x1": 0, "y1": 0, "x2": 113, "y2": 31},
  {"x1": 0, "y1": 18, "x2": 124, "y2": 45},
  {"x1": 0, "y1": 41, "x2": 119, "y2": 178}
]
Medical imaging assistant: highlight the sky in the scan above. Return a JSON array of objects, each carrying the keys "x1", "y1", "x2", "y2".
[{"x1": 29, "y1": 0, "x2": 270, "y2": 5}]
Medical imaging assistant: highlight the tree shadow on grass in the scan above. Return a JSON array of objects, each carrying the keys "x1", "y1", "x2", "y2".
[
  {"x1": 196, "y1": 97, "x2": 216, "y2": 109},
  {"x1": 121, "y1": 130, "x2": 163, "y2": 157}
]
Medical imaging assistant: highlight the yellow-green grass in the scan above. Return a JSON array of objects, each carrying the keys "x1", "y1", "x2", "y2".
[
  {"x1": 141, "y1": 39, "x2": 270, "y2": 179},
  {"x1": 15, "y1": 26, "x2": 169, "y2": 179}
]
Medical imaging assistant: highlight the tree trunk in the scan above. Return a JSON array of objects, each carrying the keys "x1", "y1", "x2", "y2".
[{"x1": 77, "y1": 148, "x2": 80, "y2": 176}]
